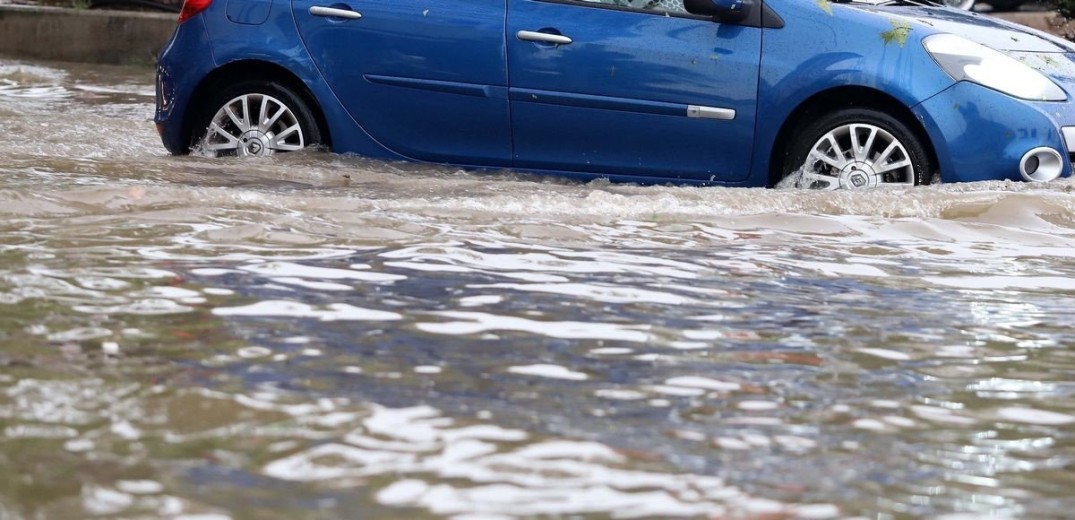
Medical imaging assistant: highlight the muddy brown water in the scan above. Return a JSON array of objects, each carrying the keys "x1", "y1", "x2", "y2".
[{"x1": 2, "y1": 59, "x2": 1075, "y2": 519}]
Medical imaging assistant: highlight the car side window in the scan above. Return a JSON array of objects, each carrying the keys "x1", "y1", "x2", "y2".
[{"x1": 575, "y1": 0, "x2": 687, "y2": 14}]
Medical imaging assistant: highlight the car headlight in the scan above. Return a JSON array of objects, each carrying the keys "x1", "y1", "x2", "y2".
[{"x1": 923, "y1": 34, "x2": 1067, "y2": 102}]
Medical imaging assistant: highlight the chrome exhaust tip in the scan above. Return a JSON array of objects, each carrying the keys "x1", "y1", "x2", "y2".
[{"x1": 1019, "y1": 147, "x2": 1064, "y2": 183}]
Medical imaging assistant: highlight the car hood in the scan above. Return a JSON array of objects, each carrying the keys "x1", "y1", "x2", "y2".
[
  {"x1": 850, "y1": 4, "x2": 1075, "y2": 84},
  {"x1": 855, "y1": 4, "x2": 1075, "y2": 53}
]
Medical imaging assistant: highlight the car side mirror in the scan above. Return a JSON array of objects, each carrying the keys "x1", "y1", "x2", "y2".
[{"x1": 684, "y1": 0, "x2": 752, "y2": 23}]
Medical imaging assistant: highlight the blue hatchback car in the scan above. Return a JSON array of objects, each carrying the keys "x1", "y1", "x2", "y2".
[{"x1": 155, "y1": 0, "x2": 1075, "y2": 189}]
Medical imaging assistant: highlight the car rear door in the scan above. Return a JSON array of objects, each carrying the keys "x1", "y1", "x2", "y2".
[
  {"x1": 506, "y1": 0, "x2": 761, "y2": 182},
  {"x1": 291, "y1": 0, "x2": 511, "y2": 166}
]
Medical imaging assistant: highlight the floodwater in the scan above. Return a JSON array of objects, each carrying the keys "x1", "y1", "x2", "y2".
[{"x1": 1, "y1": 59, "x2": 1075, "y2": 520}]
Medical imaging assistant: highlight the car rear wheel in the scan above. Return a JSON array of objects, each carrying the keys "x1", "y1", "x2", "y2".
[
  {"x1": 192, "y1": 81, "x2": 322, "y2": 157},
  {"x1": 780, "y1": 108, "x2": 933, "y2": 190}
]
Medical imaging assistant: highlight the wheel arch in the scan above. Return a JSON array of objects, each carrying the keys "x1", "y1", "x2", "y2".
[
  {"x1": 182, "y1": 60, "x2": 331, "y2": 150},
  {"x1": 768, "y1": 86, "x2": 939, "y2": 187}
]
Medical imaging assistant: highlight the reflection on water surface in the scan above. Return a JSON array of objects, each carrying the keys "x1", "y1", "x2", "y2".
[{"x1": 1, "y1": 59, "x2": 1075, "y2": 519}]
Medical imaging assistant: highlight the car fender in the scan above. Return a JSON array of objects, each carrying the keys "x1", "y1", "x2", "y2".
[
  {"x1": 751, "y1": 0, "x2": 958, "y2": 185},
  {"x1": 195, "y1": 0, "x2": 403, "y2": 160}
]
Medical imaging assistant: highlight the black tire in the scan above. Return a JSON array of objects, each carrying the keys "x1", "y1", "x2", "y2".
[
  {"x1": 984, "y1": 0, "x2": 1023, "y2": 11},
  {"x1": 780, "y1": 108, "x2": 935, "y2": 189},
  {"x1": 189, "y1": 80, "x2": 323, "y2": 156}
]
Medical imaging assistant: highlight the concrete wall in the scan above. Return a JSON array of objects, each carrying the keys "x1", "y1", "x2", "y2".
[{"x1": 0, "y1": 5, "x2": 175, "y2": 65}]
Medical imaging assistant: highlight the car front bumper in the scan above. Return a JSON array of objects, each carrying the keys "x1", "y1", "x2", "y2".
[{"x1": 914, "y1": 80, "x2": 1075, "y2": 184}]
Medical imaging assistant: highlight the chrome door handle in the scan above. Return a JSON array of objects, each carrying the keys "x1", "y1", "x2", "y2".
[
  {"x1": 309, "y1": 6, "x2": 362, "y2": 19},
  {"x1": 517, "y1": 30, "x2": 572, "y2": 45}
]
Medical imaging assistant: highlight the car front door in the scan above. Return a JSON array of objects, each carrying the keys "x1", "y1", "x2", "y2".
[
  {"x1": 507, "y1": 0, "x2": 761, "y2": 182},
  {"x1": 291, "y1": 0, "x2": 511, "y2": 166}
]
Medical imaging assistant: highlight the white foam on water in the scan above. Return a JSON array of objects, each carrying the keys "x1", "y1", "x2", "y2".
[
  {"x1": 715, "y1": 437, "x2": 752, "y2": 451},
  {"x1": 116, "y1": 480, "x2": 164, "y2": 495},
  {"x1": 664, "y1": 376, "x2": 742, "y2": 392},
  {"x1": 911, "y1": 405, "x2": 978, "y2": 426},
  {"x1": 852, "y1": 419, "x2": 887, "y2": 432},
  {"x1": 780, "y1": 260, "x2": 890, "y2": 278},
  {"x1": 869, "y1": 400, "x2": 902, "y2": 409},
  {"x1": 588, "y1": 347, "x2": 634, "y2": 355},
  {"x1": 377, "y1": 479, "x2": 429, "y2": 505},
  {"x1": 212, "y1": 300, "x2": 402, "y2": 321},
  {"x1": 737, "y1": 400, "x2": 780, "y2": 411},
  {"x1": 458, "y1": 295, "x2": 504, "y2": 307},
  {"x1": 682, "y1": 329, "x2": 725, "y2": 340},
  {"x1": 416, "y1": 311, "x2": 652, "y2": 342},
  {"x1": 46, "y1": 327, "x2": 113, "y2": 342},
  {"x1": 240, "y1": 261, "x2": 405, "y2": 283},
  {"x1": 30, "y1": 266, "x2": 178, "y2": 280},
  {"x1": 741, "y1": 434, "x2": 771, "y2": 447},
  {"x1": 774, "y1": 435, "x2": 818, "y2": 451},
  {"x1": 74, "y1": 299, "x2": 194, "y2": 315},
  {"x1": 5, "y1": 424, "x2": 79, "y2": 439},
  {"x1": 472, "y1": 282, "x2": 693, "y2": 305},
  {"x1": 594, "y1": 389, "x2": 647, "y2": 400},
  {"x1": 856, "y1": 348, "x2": 912, "y2": 361},
  {"x1": 924, "y1": 275, "x2": 1075, "y2": 291},
  {"x1": 82, "y1": 487, "x2": 134, "y2": 516},
  {"x1": 237, "y1": 346, "x2": 272, "y2": 359},
  {"x1": 507, "y1": 364, "x2": 589, "y2": 381},
  {"x1": 270, "y1": 277, "x2": 355, "y2": 291},
  {"x1": 101, "y1": 342, "x2": 120, "y2": 356},
  {"x1": 883, "y1": 416, "x2": 917, "y2": 428},
  {"x1": 259, "y1": 404, "x2": 825, "y2": 518},
  {"x1": 383, "y1": 245, "x2": 701, "y2": 279},
  {"x1": 64, "y1": 438, "x2": 95, "y2": 452},
  {"x1": 669, "y1": 341, "x2": 710, "y2": 350},
  {"x1": 794, "y1": 503, "x2": 841, "y2": 518},
  {"x1": 146, "y1": 287, "x2": 203, "y2": 299},
  {"x1": 74, "y1": 276, "x2": 130, "y2": 290},
  {"x1": 995, "y1": 407, "x2": 1075, "y2": 425}
]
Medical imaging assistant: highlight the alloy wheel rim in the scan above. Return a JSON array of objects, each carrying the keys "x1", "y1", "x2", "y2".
[
  {"x1": 797, "y1": 123, "x2": 915, "y2": 190},
  {"x1": 204, "y1": 94, "x2": 304, "y2": 157}
]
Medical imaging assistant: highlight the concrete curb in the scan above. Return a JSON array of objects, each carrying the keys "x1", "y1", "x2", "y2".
[
  {"x1": 0, "y1": 5, "x2": 1066, "y2": 66},
  {"x1": 0, "y1": 4, "x2": 175, "y2": 65},
  {"x1": 994, "y1": 11, "x2": 1066, "y2": 35}
]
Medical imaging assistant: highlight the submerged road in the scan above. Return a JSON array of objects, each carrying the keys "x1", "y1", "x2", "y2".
[{"x1": 2, "y1": 58, "x2": 1075, "y2": 518}]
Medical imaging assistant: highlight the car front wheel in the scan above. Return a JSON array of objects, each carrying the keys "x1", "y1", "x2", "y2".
[
  {"x1": 781, "y1": 108, "x2": 933, "y2": 190},
  {"x1": 192, "y1": 81, "x2": 322, "y2": 157}
]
